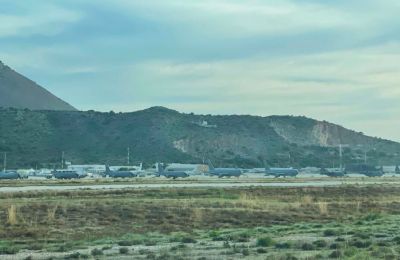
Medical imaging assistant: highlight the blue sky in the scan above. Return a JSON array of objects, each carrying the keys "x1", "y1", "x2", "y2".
[{"x1": 1, "y1": 0, "x2": 399, "y2": 141}]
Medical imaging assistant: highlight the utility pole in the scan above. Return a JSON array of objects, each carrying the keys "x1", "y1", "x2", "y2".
[
  {"x1": 364, "y1": 150, "x2": 367, "y2": 164},
  {"x1": 339, "y1": 144, "x2": 343, "y2": 170},
  {"x1": 61, "y1": 151, "x2": 65, "y2": 169},
  {"x1": 3, "y1": 152, "x2": 6, "y2": 172},
  {"x1": 127, "y1": 147, "x2": 130, "y2": 166}
]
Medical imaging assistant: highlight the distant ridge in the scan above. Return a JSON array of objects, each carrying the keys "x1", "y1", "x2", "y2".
[
  {"x1": 0, "y1": 107, "x2": 399, "y2": 168},
  {"x1": 0, "y1": 61, "x2": 76, "y2": 111}
]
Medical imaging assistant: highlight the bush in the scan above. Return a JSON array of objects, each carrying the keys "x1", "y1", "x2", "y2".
[
  {"x1": 301, "y1": 243, "x2": 315, "y2": 251},
  {"x1": 64, "y1": 252, "x2": 81, "y2": 259},
  {"x1": 118, "y1": 240, "x2": 134, "y2": 246},
  {"x1": 0, "y1": 246, "x2": 20, "y2": 255},
  {"x1": 257, "y1": 248, "x2": 267, "y2": 253},
  {"x1": 313, "y1": 240, "x2": 328, "y2": 248},
  {"x1": 144, "y1": 240, "x2": 157, "y2": 246},
  {"x1": 91, "y1": 248, "x2": 103, "y2": 256},
  {"x1": 223, "y1": 241, "x2": 230, "y2": 248},
  {"x1": 350, "y1": 239, "x2": 372, "y2": 248},
  {"x1": 392, "y1": 236, "x2": 400, "y2": 244},
  {"x1": 363, "y1": 213, "x2": 381, "y2": 221},
  {"x1": 344, "y1": 247, "x2": 357, "y2": 257},
  {"x1": 323, "y1": 229, "x2": 337, "y2": 236},
  {"x1": 329, "y1": 243, "x2": 342, "y2": 249},
  {"x1": 181, "y1": 237, "x2": 197, "y2": 244},
  {"x1": 119, "y1": 247, "x2": 129, "y2": 254},
  {"x1": 256, "y1": 237, "x2": 275, "y2": 247},
  {"x1": 275, "y1": 242, "x2": 291, "y2": 249},
  {"x1": 329, "y1": 250, "x2": 343, "y2": 258},
  {"x1": 242, "y1": 248, "x2": 250, "y2": 256}
]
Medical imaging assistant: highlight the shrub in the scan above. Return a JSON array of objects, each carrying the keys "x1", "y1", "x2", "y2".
[
  {"x1": 363, "y1": 213, "x2": 381, "y2": 221},
  {"x1": 91, "y1": 248, "x2": 103, "y2": 256},
  {"x1": 284, "y1": 254, "x2": 298, "y2": 260},
  {"x1": 301, "y1": 243, "x2": 315, "y2": 251},
  {"x1": 257, "y1": 248, "x2": 267, "y2": 253},
  {"x1": 343, "y1": 247, "x2": 357, "y2": 257},
  {"x1": 350, "y1": 239, "x2": 372, "y2": 248},
  {"x1": 354, "y1": 232, "x2": 370, "y2": 239},
  {"x1": 144, "y1": 240, "x2": 157, "y2": 246},
  {"x1": 329, "y1": 243, "x2": 342, "y2": 249},
  {"x1": 256, "y1": 237, "x2": 275, "y2": 247},
  {"x1": 392, "y1": 236, "x2": 400, "y2": 244},
  {"x1": 119, "y1": 247, "x2": 129, "y2": 254},
  {"x1": 323, "y1": 229, "x2": 337, "y2": 236},
  {"x1": 0, "y1": 246, "x2": 20, "y2": 255},
  {"x1": 181, "y1": 237, "x2": 197, "y2": 244},
  {"x1": 64, "y1": 252, "x2": 81, "y2": 259},
  {"x1": 223, "y1": 241, "x2": 230, "y2": 248},
  {"x1": 242, "y1": 248, "x2": 250, "y2": 256},
  {"x1": 275, "y1": 242, "x2": 291, "y2": 249},
  {"x1": 313, "y1": 240, "x2": 328, "y2": 248},
  {"x1": 118, "y1": 240, "x2": 134, "y2": 246},
  {"x1": 329, "y1": 250, "x2": 343, "y2": 258}
]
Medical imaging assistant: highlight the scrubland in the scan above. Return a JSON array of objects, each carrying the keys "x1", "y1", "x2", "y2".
[{"x1": 1, "y1": 183, "x2": 400, "y2": 259}]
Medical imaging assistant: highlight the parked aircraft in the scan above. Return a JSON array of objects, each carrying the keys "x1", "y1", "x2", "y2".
[
  {"x1": 320, "y1": 168, "x2": 346, "y2": 177},
  {"x1": 345, "y1": 164, "x2": 384, "y2": 177},
  {"x1": 105, "y1": 165, "x2": 137, "y2": 178},
  {"x1": 157, "y1": 163, "x2": 189, "y2": 179},
  {"x1": 265, "y1": 166, "x2": 299, "y2": 178},
  {"x1": 0, "y1": 171, "x2": 21, "y2": 180},
  {"x1": 52, "y1": 170, "x2": 81, "y2": 179},
  {"x1": 206, "y1": 160, "x2": 242, "y2": 178}
]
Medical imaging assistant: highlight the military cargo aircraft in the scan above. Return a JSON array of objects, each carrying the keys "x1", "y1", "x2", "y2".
[
  {"x1": 157, "y1": 163, "x2": 189, "y2": 179},
  {"x1": 52, "y1": 170, "x2": 81, "y2": 179},
  {"x1": 206, "y1": 160, "x2": 242, "y2": 178},
  {"x1": 265, "y1": 166, "x2": 299, "y2": 178},
  {"x1": 320, "y1": 168, "x2": 346, "y2": 177},
  {"x1": 105, "y1": 165, "x2": 138, "y2": 178},
  {"x1": 0, "y1": 171, "x2": 21, "y2": 180},
  {"x1": 345, "y1": 164, "x2": 384, "y2": 177}
]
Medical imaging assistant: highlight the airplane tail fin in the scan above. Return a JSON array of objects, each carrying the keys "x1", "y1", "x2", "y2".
[
  {"x1": 105, "y1": 165, "x2": 111, "y2": 174},
  {"x1": 264, "y1": 161, "x2": 270, "y2": 172},
  {"x1": 206, "y1": 159, "x2": 215, "y2": 171},
  {"x1": 139, "y1": 163, "x2": 143, "y2": 171},
  {"x1": 157, "y1": 163, "x2": 164, "y2": 175}
]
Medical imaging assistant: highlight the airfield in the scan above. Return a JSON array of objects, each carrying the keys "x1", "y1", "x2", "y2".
[{"x1": 2, "y1": 175, "x2": 400, "y2": 259}]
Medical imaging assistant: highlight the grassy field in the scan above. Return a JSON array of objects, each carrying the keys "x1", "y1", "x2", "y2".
[{"x1": 1, "y1": 183, "x2": 400, "y2": 259}]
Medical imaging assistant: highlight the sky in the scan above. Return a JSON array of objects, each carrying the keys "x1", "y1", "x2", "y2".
[{"x1": 0, "y1": 0, "x2": 399, "y2": 141}]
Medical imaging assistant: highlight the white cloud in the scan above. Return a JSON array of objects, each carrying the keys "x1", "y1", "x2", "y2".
[{"x1": 0, "y1": 4, "x2": 82, "y2": 38}]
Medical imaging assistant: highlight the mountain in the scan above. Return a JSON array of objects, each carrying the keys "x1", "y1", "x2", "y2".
[
  {"x1": 0, "y1": 106, "x2": 399, "y2": 168},
  {"x1": 0, "y1": 61, "x2": 76, "y2": 111}
]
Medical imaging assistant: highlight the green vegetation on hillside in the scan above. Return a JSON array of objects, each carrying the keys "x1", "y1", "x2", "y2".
[{"x1": 0, "y1": 107, "x2": 399, "y2": 168}]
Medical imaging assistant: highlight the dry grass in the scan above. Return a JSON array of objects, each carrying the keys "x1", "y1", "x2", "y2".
[
  {"x1": 47, "y1": 205, "x2": 59, "y2": 222},
  {"x1": 7, "y1": 204, "x2": 18, "y2": 225},
  {"x1": 301, "y1": 195, "x2": 313, "y2": 205},
  {"x1": 317, "y1": 202, "x2": 329, "y2": 215},
  {"x1": 0, "y1": 185, "x2": 400, "y2": 242}
]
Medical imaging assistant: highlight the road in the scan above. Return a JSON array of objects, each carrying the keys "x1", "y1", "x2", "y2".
[{"x1": 0, "y1": 179, "x2": 391, "y2": 193}]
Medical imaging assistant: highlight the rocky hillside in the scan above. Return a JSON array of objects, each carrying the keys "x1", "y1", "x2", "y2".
[
  {"x1": 0, "y1": 61, "x2": 76, "y2": 111},
  {"x1": 0, "y1": 107, "x2": 399, "y2": 168}
]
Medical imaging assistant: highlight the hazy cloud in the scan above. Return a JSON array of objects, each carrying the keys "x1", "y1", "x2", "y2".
[{"x1": 0, "y1": 0, "x2": 399, "y2": 141}]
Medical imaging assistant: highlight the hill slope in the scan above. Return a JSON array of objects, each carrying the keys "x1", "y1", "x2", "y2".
[
  {"x1": 0, "y1": 61, "x2": 76, "y2": 111},
  {"x1": 0, "y1": 107, "x2": 399, "y2": 168}
]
